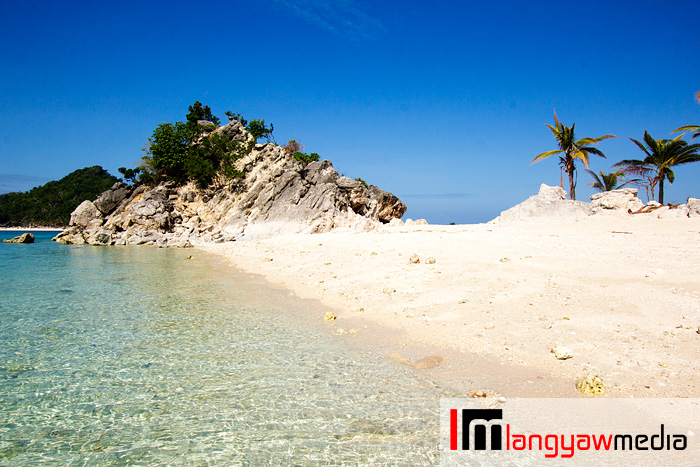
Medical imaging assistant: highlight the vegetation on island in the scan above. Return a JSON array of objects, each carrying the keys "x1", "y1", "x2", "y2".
[
  {"x1": 0, "y1": 166, "x2": 118, "y2": 227},
  {"x1": 119, "y1": 102, "x2": 339, "y2": 189},
  {"x1": 534, "y1": 94, "x2": 700, "y2": 203},
  {"x1": 134, "y1": 102, "x2": 270, "y2": 189},
  {"x1": 2, "y1": 102, "x2": 363, "y2": 228}
]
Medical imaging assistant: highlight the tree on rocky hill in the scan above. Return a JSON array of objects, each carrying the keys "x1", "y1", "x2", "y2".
[{"x1": 186, "y1": 101, "x2": 220, "y2": 125}]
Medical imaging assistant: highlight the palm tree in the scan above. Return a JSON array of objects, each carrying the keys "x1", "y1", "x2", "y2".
[
  {"x1": 587, "y1": 169, "x2": 634, "y2": 192},
  {"x1": 531, "y1": 111, "x2": 617, "y2": 200},
  {"x1": 613, "y1": 131, "x2": 700, "y2": 204}
]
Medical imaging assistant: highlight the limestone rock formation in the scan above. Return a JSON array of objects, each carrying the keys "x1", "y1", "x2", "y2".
[
  {"x1": 3, "y1": 233, "x2": 35, "y2": 244},
  {"x1": 490, "y1": 184, "x2": 591, "y2": 225},
  {"x1": 93, "y1": 182, "x2": 132, "y2": 215},
  {"x1": 70, "y1": 200, "x2": 103, "y2": 228},
  {"x1": 590, "y1": 188, "x2": 645, "y2": 214},
  {"x1": 53, "y1": 121, "x2": 406, "y2": 247},
  {"x1": 489, "y1": 184, "x2": 700, "y2": 224}
]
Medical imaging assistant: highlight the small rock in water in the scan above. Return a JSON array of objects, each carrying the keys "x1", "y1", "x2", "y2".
[
  {"x1": 409, "y1": 254, "x2": 420, "y2": 264},
  {"x1": 323, "y1": 312, "x2": 337, "y2": 322},
  {"x1": 185, "y1": 255, "x2": 192, "y2": 259},
  {"x1": 576, "y1": 374, "x2": 607, "y2": 395},
  {"x1": 3, "y1": 233, "x2": 34, "y2": 244},
  {"x1": 550, "y1": 344, "x2": 574, "y2": 360}
]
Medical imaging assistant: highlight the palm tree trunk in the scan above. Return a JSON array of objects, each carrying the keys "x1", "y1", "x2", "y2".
[
  {"x1": 568, "y1": 172, "x2": 576, "y2": 200},
  {"x1": 658, "y1": 179, "x2": 664, "y2": 205}
]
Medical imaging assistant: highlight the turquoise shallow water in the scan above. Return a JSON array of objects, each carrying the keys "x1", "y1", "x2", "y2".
[{"x1": 0, "y1": 231, "x2": 454, "y2": 466}]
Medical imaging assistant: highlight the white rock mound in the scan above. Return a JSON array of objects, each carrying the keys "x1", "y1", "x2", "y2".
[
  {"x1": 490, "y1": 184, "x2": 591, "y2": 225},
  {"x1": 590, "y1": 188, "x2": 645, "y2": 214}
]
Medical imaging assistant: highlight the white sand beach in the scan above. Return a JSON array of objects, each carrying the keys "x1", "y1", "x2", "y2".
[{"x1": 200, "y1": 216, "x2": 700, "y2": 398}]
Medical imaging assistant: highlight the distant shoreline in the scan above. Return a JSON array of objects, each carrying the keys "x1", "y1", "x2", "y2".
[{"x1": 0, "y1": 227, "x2": 65, "y2": 232}]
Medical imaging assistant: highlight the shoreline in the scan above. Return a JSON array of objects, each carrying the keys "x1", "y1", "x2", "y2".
[
  {"x1": 0, "y1": 227, "x2": 64, "y2": 231},
  {"x1": 199, "y1": 217, "x2": 700, "y2": 398}
]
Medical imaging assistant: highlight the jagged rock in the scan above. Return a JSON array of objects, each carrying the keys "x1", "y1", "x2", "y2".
[
  {"x1": 538, "y1": 184, "x2": 566, "y2": 201},
  {"x1": 129, "y1": 190, "x2": 173, "y2": 229},
  {"x1": 87, "y1": 229, "x2": 112, "y2": 245},
  {"x1": 367, "y1": 186, "x2": 406, "y2": 222},
  {"x1": 53, "y1": 226, "x2": 86, "y2": 245},
  {"x1": 590, "y1": 188, "x2": 645, "y2": 213},
  {"x1": 3, "y1": 233, "x2": 34, "y2": 244},
  {"x1": 687, "y1": 198, "x2": 700, "y2": 217},
  {"x1": 93, "y1": 182, "x2": 132, "y2": 215},
  {"x1": 70, "y1": 200, "x2": 102, "y2": 227},
  {"x1": 490, "y1": 184, "x2": 591, "y2": 225}
]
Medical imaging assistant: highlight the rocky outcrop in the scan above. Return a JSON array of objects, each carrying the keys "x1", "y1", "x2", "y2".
[
  {"x1": 491, "y1": 185, "x2": 699, "y2": 224},
  {"x1": 590, "y1": 188, "x2": 645, "y2": 214},
  {"x1": 93, "y1": 182, "x2": 131, "y2": 214},
  {"x1": 490, "y1": 184, "x2": 591, "y2": 225},
  {"x1": 53, "y1": 121, "x2": 406, "y2": 247},
  {"x1": 3, "y1": 233, "x2": 35, "y2": 244}
]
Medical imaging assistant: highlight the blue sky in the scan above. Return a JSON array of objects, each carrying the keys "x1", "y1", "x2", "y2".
[{"x1": 1, "y1": 0, "x2": 698, "y2": 223}]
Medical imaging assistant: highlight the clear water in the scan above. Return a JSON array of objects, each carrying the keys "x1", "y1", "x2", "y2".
[{"x1": 0, "y1": 231, "x2": 455, "y2": 466}]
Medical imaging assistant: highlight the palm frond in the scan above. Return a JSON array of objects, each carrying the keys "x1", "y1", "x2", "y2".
[
  {"x1": 587, "y1": 134, "x2": 618, "y2": 144},
  {"x1": 629, "y1": 137, "x2": 652, "y2": 158},
  {"x1": 672, "y1": 125, "x2": 700, "y2": 140},
  {"x1": 583, "y1": 147, "x2": 606, "y2": 157},
  {"x1": 531, "y1": 149, "x2": 563, "y2": 164}
]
